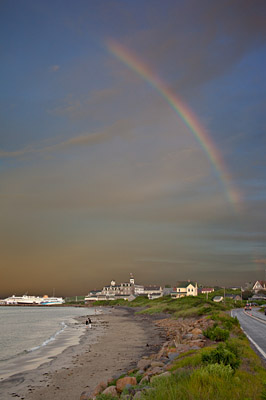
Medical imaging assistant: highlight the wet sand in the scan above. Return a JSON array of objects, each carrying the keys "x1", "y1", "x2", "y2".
[{"x1": 0, "y1": 307, "x2": 165, "y2": 400}]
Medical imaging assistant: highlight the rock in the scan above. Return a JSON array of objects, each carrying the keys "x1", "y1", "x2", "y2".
[
  {"x1": 137, "y1": 359, "x2": 151, "y2": 371},
  {"x1": 191, "y1": 328, "x2": 203, "y2": 335},
  {"x1": 80, "y1": 391, "x2": 91, "y2": 400},
  {"x1": 182, "y1": 333, "x2": 193, "y2": 340},
  {"x1": 150, "y1": 372, "x2": 171, "y2": 383},
  {"x1": 197, "y1": 334, "x2": 205, "y2": 339},
  {"x1": 133, "y1": 391, "x2": 143, "y2": 399},
  {"x1": 102, "y1": 386, "x2": 118, "y2": 397},
  {"x1": 167, "y1": 347, "x2": 178, "y2": 353},
  {"x1": 159, "y1": 356, "x2": 169, "y2": 363},
  {"x1": 189, "y1": 340, "x2": 204, "y2": 348},
  {"x1": 167, "y1": 352, "x2": 179, "y2": 361},
  {"x1": 116, "y1": 376, "x2": 137, "y2": 393},
  {"x1": 107, "y1": 377, "x2": 115, "y2": 385},
  {"x1": 124, "y1": 383, "x2": 134, "y2": 393},
  {"x1": 150, "y1": 361, "x2": 165, "y2": 368},
  {"x1": 145, "y1": 366, "x2": 164, "y2": 376},
  {"x1": 175, "y1": 344, "x2": 191, "y2": 353},
  {"x1": 128, "y1": 369, "x2": 135, "y2": 374},
  {"x1": 90, "y1": 381, "x2": 107, "y2": 397}
]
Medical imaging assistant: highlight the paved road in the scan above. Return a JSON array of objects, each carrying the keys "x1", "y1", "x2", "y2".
[{"x1": 232, "y1": 308, "x2": 266, "y2": 360}]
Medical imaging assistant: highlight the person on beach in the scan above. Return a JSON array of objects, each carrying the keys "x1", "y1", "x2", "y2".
[{"x1": 86, "y1": 318, "x2": 92, "y2": 328}]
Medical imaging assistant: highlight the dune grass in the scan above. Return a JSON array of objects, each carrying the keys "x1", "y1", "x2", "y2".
[
  {"x1": 93, "y1": 295, "x2": 266, "y2": 399},
  {"x1": 141, "y1": 336, "x2": 266, "y2": 400}
]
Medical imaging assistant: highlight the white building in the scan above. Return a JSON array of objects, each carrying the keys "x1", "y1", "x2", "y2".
[
  {"x1": 85, "y1": 274, "x2": 138, "y2": 302},
  {"x1": 143, "y1": 285, "x2": 163, "y2": 299},
  {"x1": 85, "y1": 275, "x2": 165, "y2": 302}
]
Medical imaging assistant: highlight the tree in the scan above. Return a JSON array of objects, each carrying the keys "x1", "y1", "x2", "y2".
[{"x1": 242, "y1": 290, "x2": 252, "y2": 300}]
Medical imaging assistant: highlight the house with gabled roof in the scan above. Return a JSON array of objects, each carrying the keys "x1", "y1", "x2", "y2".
[
  {"x1": 252, "y1": 280, "x2": 266, "y2": 293},
  {"x1": 171, "y1": 281, "x2": 198, "y2": 298}
]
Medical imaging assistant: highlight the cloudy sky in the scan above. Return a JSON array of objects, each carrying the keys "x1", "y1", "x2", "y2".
[{"x1": 1, "y1": 0, "x2": 266, "y2": 296}]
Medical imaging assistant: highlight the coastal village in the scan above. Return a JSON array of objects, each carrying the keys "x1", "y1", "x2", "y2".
[
  {"x1": 1, "y1": 275, "x2": 266, "y2": 305},
  {"x1": 84, "y1": 274, "x2": 198, "y2": 303},
  {"x1": 83, "y1": 274, "x2": 266, "y2": 304}
]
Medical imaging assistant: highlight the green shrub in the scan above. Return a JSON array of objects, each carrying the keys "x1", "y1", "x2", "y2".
[
  {"x1": 204, "y1": 326, "x2": 230, "y2": 341},
  {"x1": 211, "y1": 313, "x2": 239, "y2": 330},
  {"x1": 261, "y1": 382, "x2": 266, "y2": 400},
  {"x1": 225, "y1": 339, "x2": 242, "y2": 359},
  {"x1": 195, "y1": 363, "x2": 233, "y2": 380},
  {"x1": 201, "y1": 343, "x2": 240, "y2": 370}
]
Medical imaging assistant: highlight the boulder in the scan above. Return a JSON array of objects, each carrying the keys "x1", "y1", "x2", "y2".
[
  {"x1": 116, "y1": 376, "x2": 137, "y2": 393},
  {"x1": 182, "y1": 333, "x2": 193, "y2": 340},
  {"x1": 102, "y1": 386, "x2": 118, "y2": 397},
  {"x1": 90, "y1": 381, "x2": 107, "y2": 397},
  {"x1": 150, "y1": 361, "x2": 165, "y2": 368},
  {"x1": 137, "y1": 359, "x2": 151, "y2": 371},
  {"x1": 189, "y1": 340, "x2": 204, "y2": 348},
  {"x1": 167, "y1": 352, "x2": 179, "y2": 362},
  {"x1": 124, "y1": 383, "x2": 134, "y2": 393}
]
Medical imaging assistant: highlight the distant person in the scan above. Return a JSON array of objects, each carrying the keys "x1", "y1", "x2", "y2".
[{"x1": 86, "y1": 317, "x2": 92, "y2": 328}]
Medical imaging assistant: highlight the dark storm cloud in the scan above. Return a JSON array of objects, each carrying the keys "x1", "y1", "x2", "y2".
[
  {"x1": 118, "y1": 0, "x2": 266, "y2": 93},
  {"x1": 1, "y1": 0, "x2": 266, "y2": 295}
]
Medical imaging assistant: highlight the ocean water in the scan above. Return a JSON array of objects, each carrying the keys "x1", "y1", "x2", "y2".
[{"x1": 0, "y1": 306, "x2": 97, "y2": 379}]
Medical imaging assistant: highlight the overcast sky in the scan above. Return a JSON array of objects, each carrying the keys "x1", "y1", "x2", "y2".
[{"x1": 1, "y1": 0, "x2": 266, "y2": 296}]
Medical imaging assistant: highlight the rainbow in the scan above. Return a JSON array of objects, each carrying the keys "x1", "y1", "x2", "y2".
[{"x1": 107, "y1": 39, "x2": 241, "y2": 210}]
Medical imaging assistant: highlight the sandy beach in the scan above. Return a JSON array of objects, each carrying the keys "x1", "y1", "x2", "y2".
[{"x1": 0, "y1": 307, "x2": 166, "y2": 400}]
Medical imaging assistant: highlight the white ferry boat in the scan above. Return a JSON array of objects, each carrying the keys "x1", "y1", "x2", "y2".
[
  {"x1": 40, "y1": 296, "x2": 65, "y2": 305},
  {"x1": 4, "y1": 295, "x2": 43, "y2": 305},
  {"x1": 3, "y1": 294, "x2": 65, "y2": 305}
]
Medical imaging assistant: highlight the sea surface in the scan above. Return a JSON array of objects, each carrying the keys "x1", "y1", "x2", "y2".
[{"x1": 0, "y1": 306, "x2": 97, "y2": 380}]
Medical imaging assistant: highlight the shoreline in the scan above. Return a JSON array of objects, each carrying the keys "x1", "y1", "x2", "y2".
[
  {"x1": 0, "y1": 307, "x2": 102, "y2": 381},
  {"x1": 0, "y1": 307, "x2": 166, "y2": 400}
]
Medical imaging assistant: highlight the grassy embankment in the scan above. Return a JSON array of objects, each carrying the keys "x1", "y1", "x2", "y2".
[
  {"x1": 93, "y1": 295, "x2": 266, "y2": 400},
  {"x1": 93, "y1": 292, "x2": 243, "y2": 317}
]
